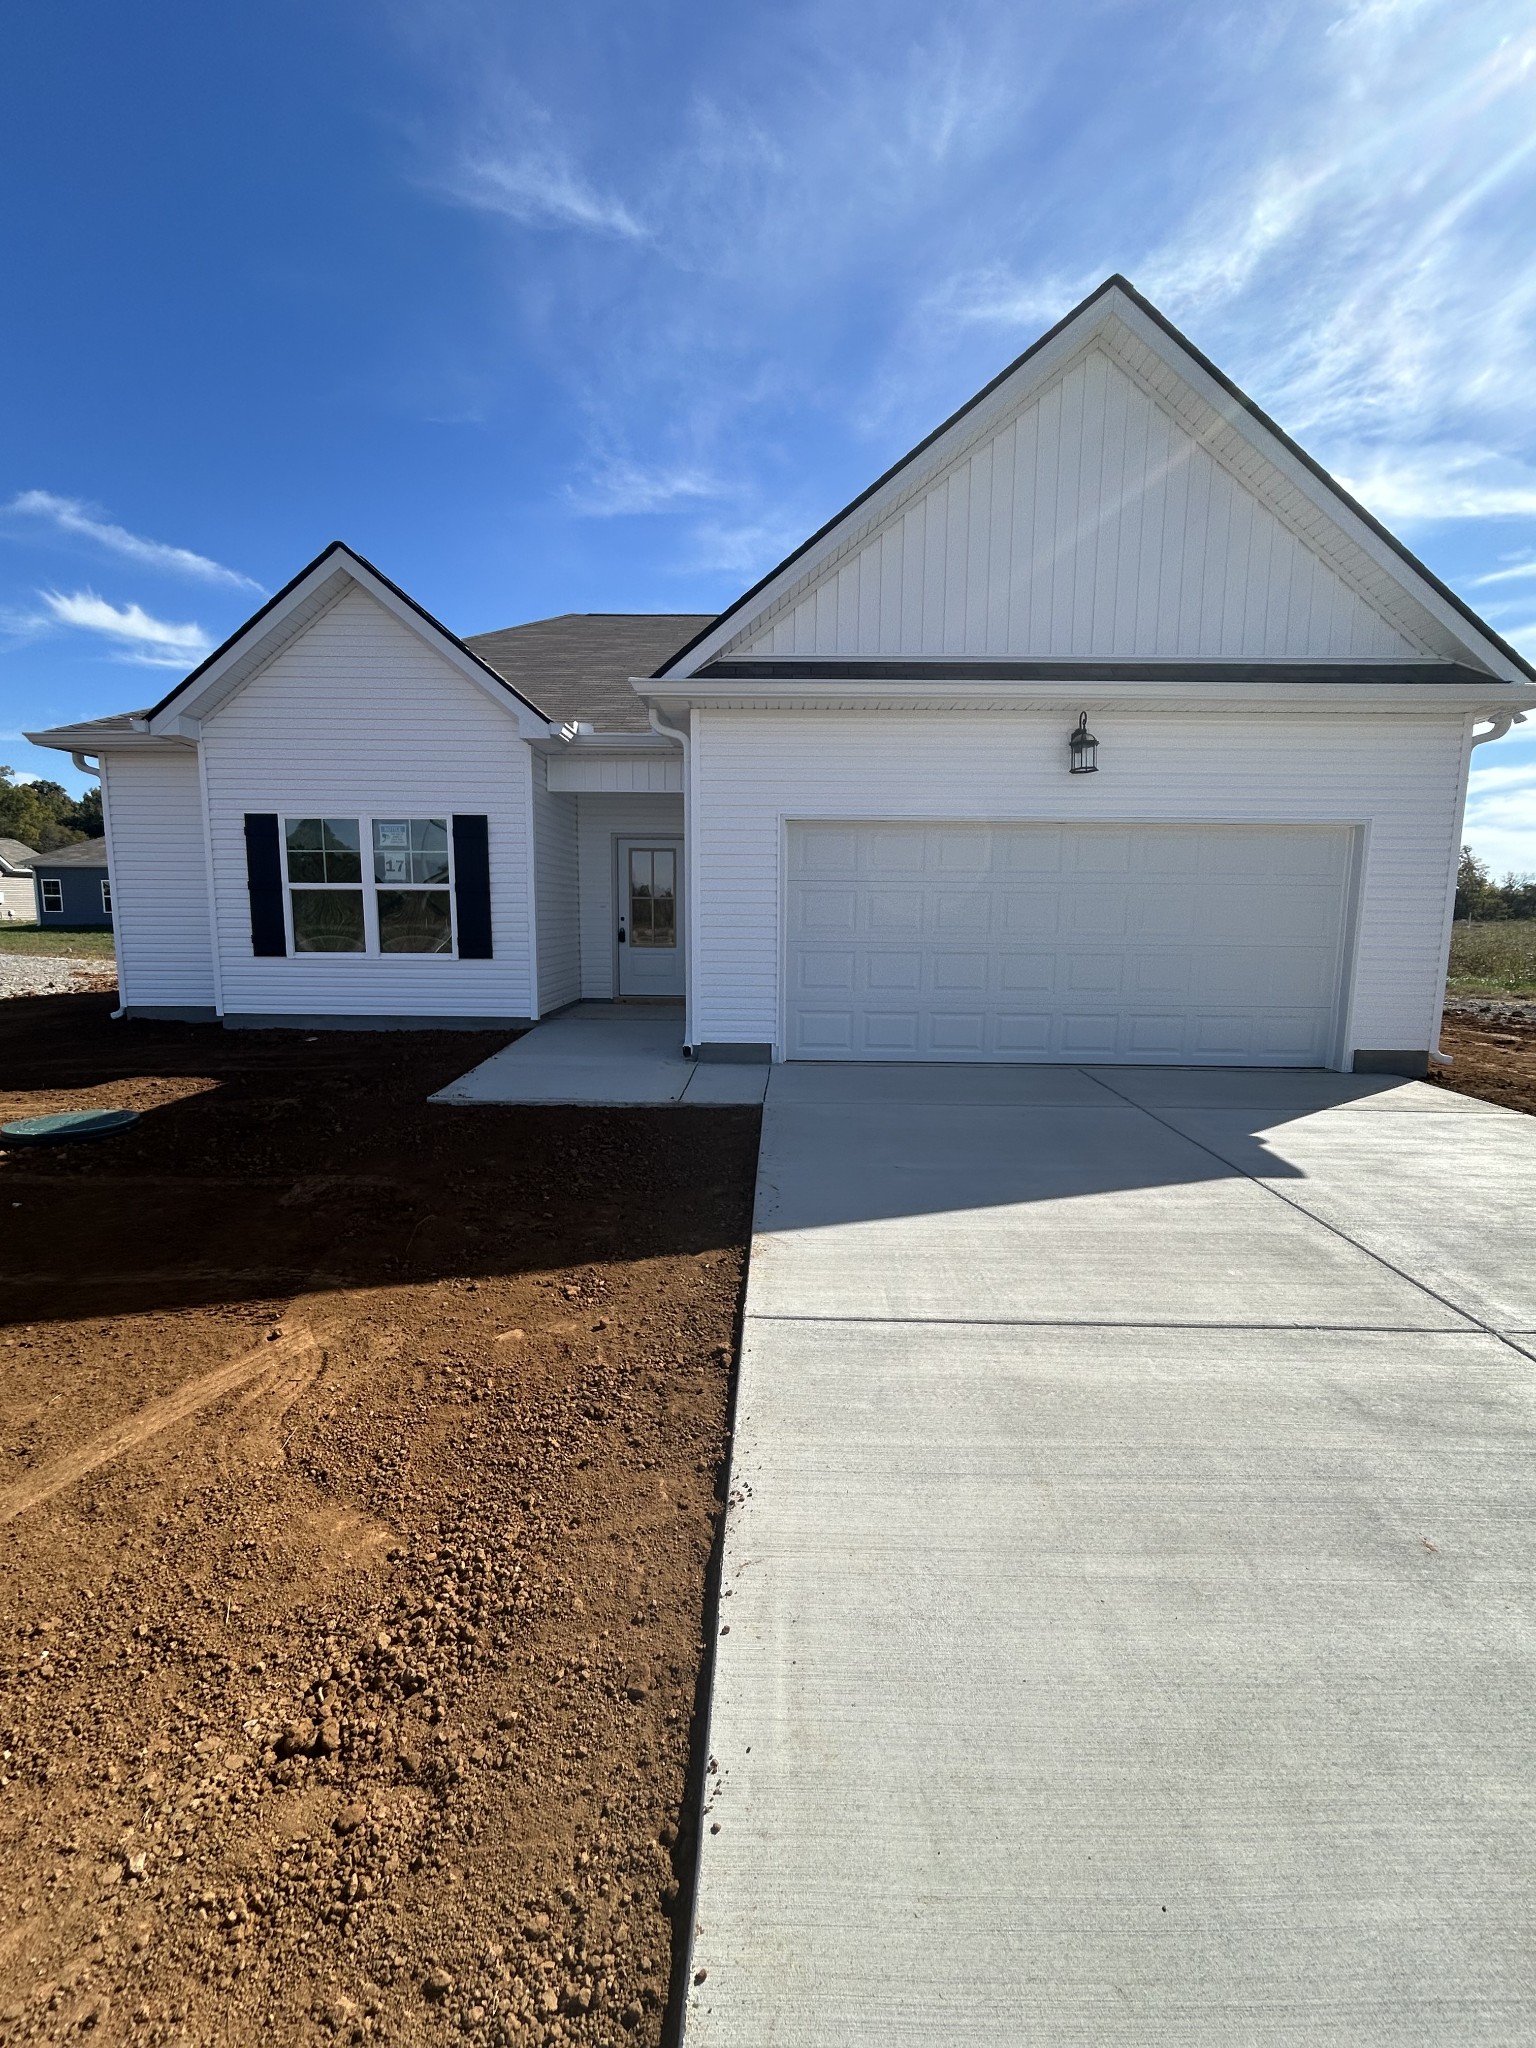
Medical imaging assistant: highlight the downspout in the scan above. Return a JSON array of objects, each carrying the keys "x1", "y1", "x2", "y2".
[
  {"x1": 68, "y1": 752, "x2": 132, "y2": 1023},
  {"x1": 66, "y1": 753, "x2": 129, "y2": 1024},
  {"x1": 648, "y1": 706, "x2": 695, "y2": 1053},
  {"x1": 1431, "y1": 708, "x2": 1527, "y2": 1066}
]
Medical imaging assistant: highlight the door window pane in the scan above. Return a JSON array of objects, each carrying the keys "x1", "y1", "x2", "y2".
[
  {"x1": 629, "y1": 848, "x2": 676, "y2": 948},
  {"x1": 377, "y1": 889, "x2": 453, "y2": 953},
  {"x1": 291, "y1": 890, "x2": 365, "y2": 952}
]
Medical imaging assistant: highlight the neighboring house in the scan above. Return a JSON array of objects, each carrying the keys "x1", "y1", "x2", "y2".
[
  {"x1": 27, "y1": 839, "x2": 113, "y2": 927},
  {"x1": 0, "y1": 838, "x2": 39, "y2": 923},
  {"x1": 26, "y1": 277, "x2": 1535, "y2": 1074}
]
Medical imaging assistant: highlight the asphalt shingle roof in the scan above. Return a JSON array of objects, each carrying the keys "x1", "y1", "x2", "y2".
[
  {"x1": 0, "y1": 838, "x2": 39, "y2": 869},
  {"x1": 464, "y1": 614, "x2": 713, "y2": 733},
  {"x1": 27, "y1": 838, "x2": 109, "y2": 869}
]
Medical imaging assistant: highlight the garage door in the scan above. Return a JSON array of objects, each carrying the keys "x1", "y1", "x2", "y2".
[{"x1": 785, "y1": 823, "x2": 1351, "y2": 1064}]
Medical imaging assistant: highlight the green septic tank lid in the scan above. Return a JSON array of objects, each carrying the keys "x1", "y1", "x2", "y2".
[{"x1": 1, "y1": 1108, "x2": 141, "y2": 1145}]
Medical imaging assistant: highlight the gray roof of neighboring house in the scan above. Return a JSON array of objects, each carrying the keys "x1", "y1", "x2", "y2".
[
  {"x1": 465, "y1": 614, "x2": 713, "y2": 733},
  {"x1": 27, "y1": 837, "x2": 109, "y2": 870},
  {"x1": 0, "y1": 838, "x2": 39, "y2": 871}
]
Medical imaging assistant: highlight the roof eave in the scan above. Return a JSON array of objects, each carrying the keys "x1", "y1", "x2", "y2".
[
  {"x1": 637, "y1": 675, "x2": 1536, "y2": 718},
  {"x1": 25, "y1": 723, "x2": 192, "y2": 753}
]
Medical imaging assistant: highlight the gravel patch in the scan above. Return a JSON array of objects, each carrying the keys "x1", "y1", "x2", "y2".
[
  {"x1": 1443, "y1": 994, "x2": 1536, "y2": 1026},
  {"x1": 0, "y1": 955, "x2": 117, "y2": 1000}
]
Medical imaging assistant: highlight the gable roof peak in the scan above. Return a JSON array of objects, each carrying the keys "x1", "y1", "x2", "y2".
[
  {"x1": 142, "y1": 539, "x2": 553, "y2": 738},
  {"x1": 656, "y1": 277, "x2": 1532, "y2": 685}
]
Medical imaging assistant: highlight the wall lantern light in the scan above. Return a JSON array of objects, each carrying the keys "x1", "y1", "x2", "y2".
[{"x1": 1068, "y1": 712, "x2": 1099, "y2": 775}]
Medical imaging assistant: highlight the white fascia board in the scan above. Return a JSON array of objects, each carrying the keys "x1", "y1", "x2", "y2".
[
  {"x1": 145, "y1": 549, "x2": 550, "y2": 740},
  {"x1": 639, "y1": 676, "x2": 1536, "y2": 718},
  {"x1": 1104, "y1": 296, "x2": 1528, "y2": 685}
]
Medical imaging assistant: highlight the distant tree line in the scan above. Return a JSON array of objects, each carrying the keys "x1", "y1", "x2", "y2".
[
  {"x1": 1457, "y1": 846, "x2": 1536, "y2": 921},
  {"x1": 0, "y1": 765, "x2": 103, "y2": 852}
]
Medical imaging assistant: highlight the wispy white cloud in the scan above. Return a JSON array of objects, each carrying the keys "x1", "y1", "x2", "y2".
[
  {"x1": 566, "y1": 461, "x2": 725, "y2": 517},
  {"x1": 1472, "y1": 557, "x2": 1536, "y2": 586},
  {"x1": 923, "y1": 2, "x2": 1536, "y2": 533},
  {"x1": 33, "y1": 590, "x2": 212, "y2": 669},
  {"x1": 426, "y1": 66, "x2": 647, "y2": 239},
  {"x1": 1467, "y1": 755, "x2": 1536, "y2": 799},
  {"x1": 4, "y1": 491, "x2": 260, "y2": 590},
  {"x1": 1332, "y1": 451, "x2": 1536, "y2": 525},
  {"x1": 682, "y1": 517, "x2": 806, "y2": 578},
  {"x1": 447, "y1": 149, "x2": 646, "y2": 239}
]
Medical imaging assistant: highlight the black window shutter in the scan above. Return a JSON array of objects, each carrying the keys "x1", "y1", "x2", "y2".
[
  {"x1": 452, "y1": 814, "x2": 493, "y2": 958},
  {"x1": 244, "y1": 813, "x2": 286, "y2": 957}
]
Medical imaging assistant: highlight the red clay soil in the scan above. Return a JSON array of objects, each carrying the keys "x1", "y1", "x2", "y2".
[
  {"x1": 0, "y1": 995, "x2": 760, "y2": 2047},
  {"x1": 1431, "y1": 1011, "x2": 1536, "y2": 1116}
]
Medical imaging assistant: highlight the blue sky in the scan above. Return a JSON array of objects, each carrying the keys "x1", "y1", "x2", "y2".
[{"x1": 2, "y1": 0, "x2": 1534, "y2": 869}]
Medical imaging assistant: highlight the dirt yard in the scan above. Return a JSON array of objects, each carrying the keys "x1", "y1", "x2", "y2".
[
  {"x1": 0, "y1": 996, "x2": 760, "y2": 2047},
  {"x1": 1434, "y1": 1006, "x2": 1536, "y2": 1116}
]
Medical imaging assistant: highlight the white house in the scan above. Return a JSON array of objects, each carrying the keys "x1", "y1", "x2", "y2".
[
  {"x1": 0, "y1": 839, "x2": 39, "y2": 923},
  {"x1": 30, "y1": 277, "x2": 1534, "y2": 1076}
]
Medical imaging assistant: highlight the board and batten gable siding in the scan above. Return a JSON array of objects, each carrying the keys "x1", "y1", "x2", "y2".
[
  {"x1": 531, "y1": 754, "x2": 580, "y2": 1013},
  {"x1": 200, "y1": 585, "x2": 533, "y2": 1017},
  {"x1": 100, "y1": 749, "x2": 216, "y2": 1010},
  {"x1": 734, "y1": 347, "x2": 1424, "y2": 664},
  {"x1": 545, "y1": 754, "x2": 682, "y2": 794},
  {"x1": 576, "y1": 792, "x2": 685, "y2": 1000},
  {"x1": 689, "y1": 711, "x2": 1468, "y2": 1062}
]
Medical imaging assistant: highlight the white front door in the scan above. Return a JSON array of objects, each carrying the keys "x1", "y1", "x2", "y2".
[{"x1": 616, "y1": 838, "x2": 685, "y2": 999}]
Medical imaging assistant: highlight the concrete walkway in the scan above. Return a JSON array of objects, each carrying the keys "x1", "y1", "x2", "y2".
[
  {"x1": 430, "y1": 1004, "x2": 768, "y2": 1105},
  {"x1": 685, "y1": 1064, "x2": 1536, "y2": 2045}
]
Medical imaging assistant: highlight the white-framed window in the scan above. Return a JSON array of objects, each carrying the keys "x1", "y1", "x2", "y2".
[
  {"x1": 40, "y1": 877, "x2": 63, "y2": 915},
  {"x1": 282, "y1": 816, "x2": 454, "y2": 956},
  {"x1": 100, "y1": 878, "x2": 112, "y2": 915}
]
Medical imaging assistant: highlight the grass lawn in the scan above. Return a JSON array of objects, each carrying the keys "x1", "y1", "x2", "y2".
[
  {"x1": 0, "y1": 923, "x2": 116, "y2": 957},
  {"x1": 1447, "y1": 919, "x2": 1536, "y2": 995}
]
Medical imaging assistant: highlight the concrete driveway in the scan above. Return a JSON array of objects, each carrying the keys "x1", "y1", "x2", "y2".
[{"x1": 684, "y1": 1065, "x2": 1536, "y2": 2045}]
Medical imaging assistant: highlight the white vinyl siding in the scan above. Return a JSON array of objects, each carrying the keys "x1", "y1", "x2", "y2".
[
  {"x1": 691, "y1": 711, "x2": 1469, "y2": 1064},
  {"x1": 787, "y1": 822, "x2": 1350, "y2": 1064},
  {"x1": 531, "y1": 754, "x2": 580, "y2": 1013},
  {"x1": 99, "y1": 749, "x2": 214, "y2": 1010},
  {"x1": 576, "y1": 793, "x2": 685, "y2": 999},
  {"x1": 736, "y1": 346, "x2": 1422, "y2": 664},
  {"x1": 546, "y1": 754, "x2": 682, "y2": 794},
  {"x1": 201, "y1": 585, "x2": 533, "y2": 1018}
]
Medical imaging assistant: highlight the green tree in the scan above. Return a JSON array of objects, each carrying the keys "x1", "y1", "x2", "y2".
[
  {"x1": 0, "y1": 766, "x2": 102, "y2": 853},
  {"x1": 1455, "y1": 845, "x2": 1536, "y2": 922}
]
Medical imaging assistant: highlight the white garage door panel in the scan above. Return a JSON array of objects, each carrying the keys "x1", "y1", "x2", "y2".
[{"x1": 786, "y1": 824, "x2": 1351, "y2": 1065}]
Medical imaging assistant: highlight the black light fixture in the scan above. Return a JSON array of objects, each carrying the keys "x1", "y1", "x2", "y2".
[{"x1": 1068, "y1": 711, "x2": 1099, "y2": 774}]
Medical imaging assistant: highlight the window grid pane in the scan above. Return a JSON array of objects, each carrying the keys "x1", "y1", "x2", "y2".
[
  {"x1": 291, "y1": 890, "x2": 366, "y2": 952},
  {"x1": 283, "y1": 815, "x2": 455, "y2": 955},
  {"x1": 285, "y1": 818, "x2": 361, "y2": 883},
  {"x1": 628, "y1": 847, "x2": 676, "y2": 949}
]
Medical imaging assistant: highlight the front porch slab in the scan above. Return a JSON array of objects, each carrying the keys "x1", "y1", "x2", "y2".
[{"x1": 430, "y1": 1003, "x2": 769, "y2": 1106}]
